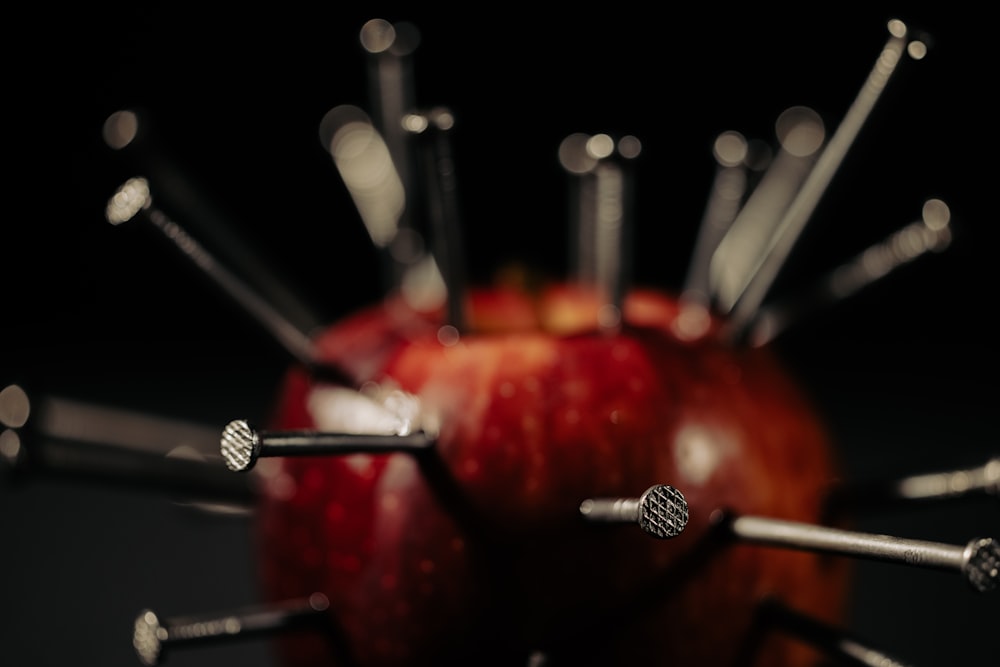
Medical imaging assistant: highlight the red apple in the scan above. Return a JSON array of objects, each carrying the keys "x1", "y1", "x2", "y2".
[{"x1": 253, "y1": 277, "x2": 852, "y2": 666}]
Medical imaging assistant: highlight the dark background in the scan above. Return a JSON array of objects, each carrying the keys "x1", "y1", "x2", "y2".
[{"x1": 3, "y1": 4, "x2": 997, "y2": 666}]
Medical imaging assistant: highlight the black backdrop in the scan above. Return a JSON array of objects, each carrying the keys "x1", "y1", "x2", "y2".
[{"x1": 3, "y1": 4, "x2": 997, "y2": 666}]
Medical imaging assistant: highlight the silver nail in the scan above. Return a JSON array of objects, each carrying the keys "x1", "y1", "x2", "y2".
[
  {"x1": 579, "y1": 484, "x2": 689, "y2": 539},
  {"x1": 221, "y1": 419, "x2": 435, "y2": 472},
  {"x1": 728, "y1": 515, "x2": 998, "y2": 593},
  {"x1": 133, "y1": 593, "x2": 329, "y2": 666},
  {"x1": 105, "y1": 176, "x2": 322, "y2": 371}
]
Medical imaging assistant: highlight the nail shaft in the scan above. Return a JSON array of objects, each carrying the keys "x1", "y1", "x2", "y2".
[
  {"x1": 682, "y1": 130, "x2": 749, "y2": 307},
  {"x1": 410, "y1": 107, "x2": 468, "y2": 332},
  {"x1": 746, "y1": 199, "x2": 952, "y2": 347},
  {"x1": 559, "y1": 133, "x2": 640, "y2": 332},
  {"x1": 133, "y1": 593, "x2": 329, "y2": 666},
  {"x1": 824, "y1": 455, "x2": 1000, "y2": 518},
  {"x1": 894, "y1": 457, "x2": 999, "y2": 501},
  {"x1": 221, "y1": 419, "x2": 435, "y2": 472},
  {"x1": 592, "y1": 154, "x2": 633, "y2": 331}
]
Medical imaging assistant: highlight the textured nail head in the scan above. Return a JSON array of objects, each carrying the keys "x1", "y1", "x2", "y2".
[
  {"x1": 963, "y1": 537, "x2": 999, "y2": 593},
  {"x1": 638, "y1": 484, "x2": 690, "y2": 539},
  {"x1": 221, "y1": 419, "x2": 260, "y2": 472}
]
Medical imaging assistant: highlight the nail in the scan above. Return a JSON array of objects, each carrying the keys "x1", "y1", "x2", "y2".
[
  {"x1": 746, "y1": 198, "x2": 952, "y2": 347},
  {"x1": 406, "y1": 106, "x2": 468, "y2": 332},
  {"x1": 824, "y1": 455, "x2": 1000, "y2": 519},
  {"x1": 558, "y1": 132, "x2": 641, "y2": 332},
  {"x1": 133, "y1": 593, "x2": 329, "y2": 666},
  {"x1": 579, "y1": 484, "x2": 689, "y2": 539},
  {"x1": 105, "y1": 176, "x2": 343, "y2": 380},
  {"x1": 102, "y1": 110, "x2": 327, "y2": 342},
  {"x1": 682, "y1": 129, "x2": 750, "y2": 309},
  {"x1": 220, "y1": 419, "x2": 435, "y2": 472},
  {"x1": 725, "y1": 514, "x2": 998, "y2": 593},
  {"x1": 709, "y1": 106, "x2": 825, "y2": 316}
]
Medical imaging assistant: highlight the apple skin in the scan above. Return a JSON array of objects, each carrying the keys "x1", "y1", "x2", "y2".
[{"x1": 254, "y1": 281, "x2": 852, "y2": 666}]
